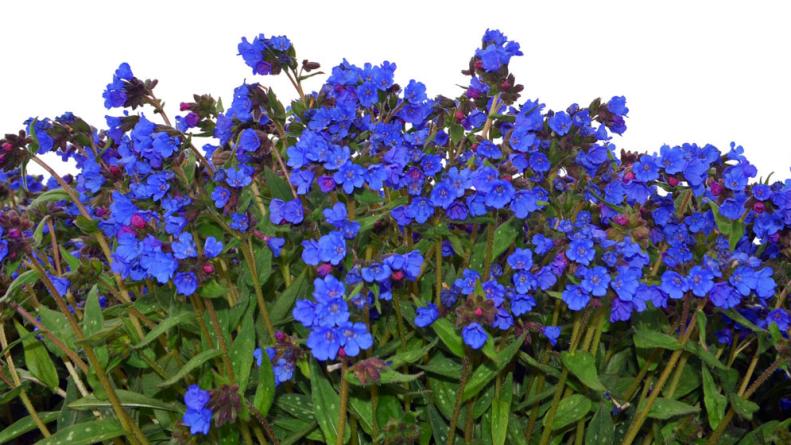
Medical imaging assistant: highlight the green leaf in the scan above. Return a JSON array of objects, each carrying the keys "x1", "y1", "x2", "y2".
[
  {"x1": 36, "y1": 418, "x2": 124, "y2": 445},
  {"x1": 585, "y1": 402, "x2": 614, "y2": 445},
  {"x1": 14, "y1": 321, "x2": 59, "y2": 390},
  {"x1": 345, "y1": 367, "x2": 422, "y2": 386},
  {"x1": 561, "y1": 351, "x2": 606, "y2": 392},
  {"x1": 633, "y1": 327, "x2": 681, "y2": 350},
  {"x1": 1, "y1": 269, "x2": 40, "y2": 303},
  {"x1": 729, "y1": 393, "x2": 759, "y2": 420},
  {"x1": 432, "y1": 317, "x2": 464, "y2": 358},
  {"x1": 28, "y1": 189, "x2": 70, "y2": 210},
  {"x1": 645, "y1": 398, "x2": 700, "y2": 420},
  {"x1": 701, "y1": 365, "x2": 727, "y2": 430},
  {"x1": 0, "y1": 411, "x2": 58, "y2": 444},
  {"x1": 387, "y1": 339, "x2": 437, "y2": 368},
  {"x1": 157, "y1": 349, "x2": 221, "y2": 387},
  {"x1": 310, "y1": 360, "x2": 349, "y2": 444},
  {"x1": 469, "y1": 219, "x2": 518, "y2": 271},
  {"x1": 491, "y1": 373, "x2": 513, "y2": 445},
  {"x1": 200, "y1": 279, "x2": 228, "y2": 299},
  {"x1": 82, "y1": 286, "x2": 107, "y2": 367},
  {"x1": 463, "y1": 334, "x2": 525, "y2": 402},
  {"x1": 32, "y1": 215, "x2": 50, "y2": 247},
  {"x1": 419, "y1": 353, "x2": 463, "y2": 379},
  {"x1": 232, "y1": 307, "x2": 256, "y2": 394},
  {"x1": 68, "y1": 389, "x2": 180, "y2": 412},
  {"x1": 270, "y1": 270, "x2": 308, "y2": 325},
  {"x1": 264, "y1": 167, "x2": 293, "y2": 201},
  {"x1": 73, "y1": 215, "x2": 98, "y2": 234},
  {"x1": 133, "y1": 311, "x2": 194, "y2": 349},
  {"x1": 544, "y1": 394, "x2": 592, "y2": 430},
  {"x1": 253, "y1": 351, "x2": 276, "y2": 416}
]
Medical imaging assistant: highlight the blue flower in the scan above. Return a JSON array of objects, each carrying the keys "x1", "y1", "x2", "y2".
[
  {"x1": 610, "y1": 267, "x2": 641, "y2": 301},
  {"x1": 549, "y1": 111, "x2": 572, "y2": 136},
  {"x1": 532, "y1": 234, "x2": 554, "y2": 255},
  {"x1": 313, "y1": 275, "x2": 346, "y2": 302},
  {"x1": 338, "y1": 322, "x2": 373, "y2": 356},
  {"x1": 485, "y1": 180, "x2": 515, "y2": 209},
  {"x1": 660, "y1": 270, "x2": 688, "y2": 300},
  {"x1": 477, "y1": 140, "x2": 502, "y2": 159},
  {"x1": 754, "y1": 267, "x2": 775, "y2": 299},
  {"x1": 230, "y1": 213, "x2": 249, "y2": 231},
  {"x1": 562, "y1": 285, "x2": 590, "y2": 311},
  {"x1": 607, "y1": 96, "x2": 628, "y2": 116},
  {"x1": 710, "y1": 282, "x2": 741, "y2": 309},
  {"x1": 203, "y1": 237, "x2": 223, "y2": 258},
  {"x1": 172, "y1": 232, "x2": 197, "y2": 260},
  {"x1": 361, "y1": 262, "x2": 392, "y2": 283},
  {"x1": 404, "y1": 80, "x2": 427, "y2": 104},
  {"x1": 293, "y1": 299, "x2": 319, "y2": 327},
  {"x1": 317, "y1": 231, "x2": 346, "y2": 265},
  {"x1": 729, "y1": 266, "x2": 757, "y2": 296},
  {"x1": 415, "y1": 304, "x2": 440, "y2": 327},
  {"x1": 238, "y1": 128, "x2": 260, "y2": 152},
  {"x1": 211, "y1": 186, "x2": 231, "y2": 208},
  {"x1": 633, "y1": 156, "x2": 659, "y2": 182},
  {"x1": 454, "y1": 269, "x2": 480, "y2": 294},
  {"x1": 510, "y1": 293, "x2": 536, "y2": 316},
  {"x1": 430, "y1": 180, "x2": 457, "y2": 209},
  {"x1": 406, "y1": 197, "x2": 435, "y2": 224},
  {"x1": 580, "y1": 266, "x2": 610, "y2": 297},
  {"x1": 511, "y1": 190, "x2": 540, "y2": 218},
  {"x1": 462, "y1": 322, "x2": 488, "y2": 350},
  {"x1": 767, "y1": 309, "x2": 790, "y2": 332},
  {"x1": 543, "y1": 326, "x2": 561, "y2": 347},
  {"x1": 267, "y1": 237, "x2": 285, "y2": 257},
  {"x1": 174, "y1": 272, "x2": 198, "y2": 296},
  {"x1": 225, "y1": 165, "x2": 253, "y2": 188},
  {"x1": 688, "y1": 265, "x2": 714, "y2": 297},
  {"x1": 507, "y1": 248, "x2": 533, "y2": 270},
  {"x1": 183, "y1": 384, "x2": 212, "y2": 435},
  {"x1": 307, "y1": 326, "x2": 341, "y2": 361},
  {"x1": 270, "y1": 198, "x2": 304, "y2": 225},
  {"x1": 566, "y1": 238, "x2": 595, "y2": 266},
  {"x1": 334, "y1": 162, "x2": 366, "y2": 194}
]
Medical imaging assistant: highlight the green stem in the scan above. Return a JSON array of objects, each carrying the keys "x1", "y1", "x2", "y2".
[
  {"x1": 336, "y1": 362, "x2": 350, "y2": 445},
  {"x1": 435, "y1": 238, "x2": 443, "y2": 308},
  {"x1": 241, "y1": 238, "x2": 276, "y2": 340},
  {"x1": 447, "y1": 354, "x2": 473, "y2": 445},
  {"x1": 204, "y1": 298, "x2": 236, "y2": 383},
  {"x1": 483, "y1": 222, "x2": 496, "y2": 280}
]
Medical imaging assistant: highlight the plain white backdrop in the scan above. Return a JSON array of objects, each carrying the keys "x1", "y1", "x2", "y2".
[{"x1": 1, "y1": 0, "x2": 789, "y2": 179}]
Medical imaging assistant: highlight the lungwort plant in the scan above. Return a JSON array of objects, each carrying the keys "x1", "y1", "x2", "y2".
[{"x1": 0, "y1": 29, "x2": 790, "y2": 445}]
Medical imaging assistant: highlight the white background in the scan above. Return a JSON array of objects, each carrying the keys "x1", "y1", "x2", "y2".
[{"x1": 1, "y1": 0, "x2": 789, "y2": 179}]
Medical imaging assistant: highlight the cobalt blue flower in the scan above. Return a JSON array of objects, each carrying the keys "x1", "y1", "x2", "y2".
[
  {"x1": 729, "y1": 265, "x2": 757, "y2": 296},
  {"x1": 238, "y1": 128, "x2": 260, "y2": 152},
  {"x1": 211, "y1": 186, "x2": 231, "y2": 208},
  {"x1": 661, "y1": 270, "x2": 688, "y2": 300},
  {"x1": 267, "y1": 237, "x2": 285, "y2": 257},
  {"x1": 511, "y1": 190, "x2": 540, "y2": 218},
  {"x1": 767, "y1": 309, "x2": 790, "y2": 332},
  {"x1": 172, "y1": 232, "x2": 197, "y2": 260},
  {"x1": 270, "y1": 198, "x2": 304, "y2": 225},
  {"x1": 507, "y1": 248, "x2": 533, "y2": 270},
  {"x1": 174, "y1": 272, "x2": 198, "y2": 296},
  {"x1": 225, "y1": 165, "x2": 254, "y2": 188},
  {"x1": 549, "y1": 111, "x2": 572, "y2": 136},
  {"x1": 477, "y1": 140, "x2": 502, "y2": 159},
  {"x1": 313, "y1": 275, "x2": 346, "y2": 301},
  {"x1": 204, "y1": 237, "x2": 223, "y2": 258},
  {"x1": 415, "y1": 304, "x2": 440, "y2": 327},
  {"x1": 688, "y1": 265, "x2": 715, "y2": 297},
  {"x1": 579, "y1": 266, "x2": 610, "y2": 297},
  {"x1": 610, "y1": 267, "x2": 641, "y2": 301},
  {"x1": 543, "y1": 326, "x2": 561, "y2": 347},
  {"x1": 338, "y1": 321, "x2": 373, "y2": 356},
  {"x1": 710, "y1": 282, "x2": 741, "y2": 309},
  {"x1": 607, "y1": 96, "x2": 629, "y2": 116},
  {"x1": 404, "y1": 80, "x2": 427, "y2": 104},
  {"x1": 462, "y1": 322, "x2": 488, "y2": 350},
  {"x1": 485, "y1": 180, "x2": 515, "y2": 209},
  {"x1": 510, "y1": 293, "x2": 536, "y2": 316},
  {"x1": 317, "y1": 231, "x2": 346, "y2": 265},
  {"x1": 334, "y1": 162, "x2": 366, "y2": 194},
  {"x1": 230, "y1": 213, "x2": 249, "y2": 231},
  {"x1": 566, "y1": 238, "x2": 595, "y2": 266},
  {"x1": 562, "y1": 285, "x2": 590, "y2": 311},
  {"x1": 532, "y1": 234, "x2": 554, "y2": 255},
  {"x1": 406, "y1": 197, "x2": 435, "y2": 224},
  {"x1": 307, "y1": 326, "x2": 342, "y2": 361},
  {"x1": 633, "y1": 155, "x2": 659, "y2": 182},
  {"x1": 454, "y1": 269, "x2": 480, "y2": 294},
  {"x1": 183, "y1": 384, "x2": 212, "y2": 436},
  {"x1": 430, "y1": 180, "x2": 457, "y2": 209}
]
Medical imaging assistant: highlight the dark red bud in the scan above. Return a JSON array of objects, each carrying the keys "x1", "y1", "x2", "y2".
[
  {"x1": 1, "y1": 142, "x2": 13, "y2": 152},
  {"x1": 108, "y1": 165, "x2": 122, "y2": 176},
  {"x1": 7, "y1": 228, "x2": 21, "y2": 239},
  {"x1": 95, "y1": 207, "x2": 109, "y2": 217},
  {"x1": 391, "y1": 270, "x2": 405, "y2": 281},
  {"x1": 454, "y1": 110, "x2": 465, "y2": 122},
  {"x1": 275, "y1": 331, "x2": 286, "y2": 342},
  {"x1": 130, "y1": 214, "x2": 146, "y2": 229},
  {"x1": 316, "y1": 263, "x2": 333, "y2": 277},
  {"x1": 753, "y1": 202, "x2": 765, "y2": 213},
  {"x1": 613, "y1": 214, "x2": 628, "y2": 226},
  {"x1": 179, "y1": 102, "x2": 192, "y2": 111},
  {"x1": 338, "y1": 347, "x2": 347, "y2": 358},
  {"x1": 474, "y1": 59, "x2": 484, "y2": 70},
  {"x1": 667, "y1": 176, "x2": 680, "y2": 187},
  {"x1": 710, "y1": 181, "x2": 724, "y2": 196},
  {"x1": 623, "y1": 171, "x2": 635, "y2": 183}
]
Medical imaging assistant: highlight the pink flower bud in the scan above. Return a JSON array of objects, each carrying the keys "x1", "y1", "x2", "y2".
[
  {"x1": 202, "y1": 263, "x2": 215, "y2": 274},
  {"x1": 130, "y1": 214, "x2": 146, "y2": 229},
  {"x1": 667, "y1": 176, "x2": 679, "y2": 187},
  {"x1": 474, "y1": 307, "x2": 483, "y2": 317},
  {"x1": 753, "y1": 202, "x2": 765, "y2": 213},
  {"x1": 316, "y1": 263, "x2": 333, "y2": 277},
  {"x1": 391, "y1": 270, "x2": 405, "y2": 281}
]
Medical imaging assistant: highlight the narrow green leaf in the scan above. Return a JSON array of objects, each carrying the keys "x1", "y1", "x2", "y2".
[
  {"x1": 387, "y1": 339, "x2": 437, "y2": 368},
  {"x1": 199, "y1": 279, "x2": 228, "y2": 299},
  {"x1": 133, "y1": 312, "x2": 194, "y2": 349},
  {"x1": 1, "y1": 269, "x2": 40, "y2": 303},
  {"x1": 36, "y1": 418, "x2": 124, "y2": 445},
  {"x1": 264, "y1": 167, "x2": 293, "y2": 201},
  {"x1": 14, "y1": 321, "x2": 59, "y2": 390},
  {"x1": 432, "y1": 317, "x2": 464, "y2": 358},
  {"x1": 231, "y1": 307, "x2": 256, "y2": 392},
  {"x1": 729, "y1": 393, "x2": 759, "y2": 420},
  {"x1": 0, "y1": 411, "x2": 59, "y2": 444},
  {"x1": 345, "y1": 367, "x2": 422, "y2": 386},
  {"x1": 561, "y1": 351, "x2": 606, "y2": 392},
  {"x1": 544, "y1": 394, "x2": 592, "y2": 430},
  {"x1": 701, "y1": 365, "x2": 727, "y2": 429},
  {"x1": 463, "y1": 334, "x2": 525, "y2": 402},
  {"x1": 310, "y1": 360, "x2": 349, "y2": 444},
  {"x1": 68, "y1": 389, "x2": 180, "y2": 412},
  {"x1": 270, "y1": 270, "x2": 308, "y2": 325},
  {"x1": 157, "y1": 349, "x2": 221, "y2": 387},
  {"x1": 633, "y1": 328, "x2": 681, "y2": 350},
  {"x1": 253, "y1": 351, "x2": 275, "y2": 416},
  {"x1": 644, "y1": 398, "x2": 700, "y2": 420},
  {"x1": 491, "y1": 372, "x2": 513, "y2": 445},
  {"x1": 28, "y1": 189, "x2": 69, "y2": 210}
]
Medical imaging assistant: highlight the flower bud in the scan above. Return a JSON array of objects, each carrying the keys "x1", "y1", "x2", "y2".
[
  {"x1": 130, "y1": 214, "x2": 146, "y2": 229},
  {"x1": 202, "y1": 263, "x2": 215, "y2": 274}
]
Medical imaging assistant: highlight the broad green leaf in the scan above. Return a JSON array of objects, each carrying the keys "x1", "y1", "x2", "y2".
[
  {"x1": 68, "y1": 389, "x2": 180, "y2": 412},
  {"x1": 133, "y1": 311, "x2": 194, "y2": 349},
  {"x1": 310, "y1": 360, "x2": 349, "y2": 444},
  {"x1": 270, "y1": 270, "x2": 308, "y2": 325},
  {"x1": 28, "y1": 189, "x2": 69, "y2": 210},
  {"x1": 36, "y1": 418, "x2": 124, "y2": 445},
  {"x1": 491, "y1": 373, "x2": 513, "y2": 445},
  {"x1": 0, "y1": 411, "x2": 58, "y2": 444},
  {"x1": 729, "y1": 393, "x2": 759, "y2": 420},
  {"x1": 157, "y1": 349, "x2": 221, "y2": 387},
  {"x1": 644, "y1": 398, "x2": 700, "y2": 420},
  {"x1": 463, "y1": 334, "x2": 525, "y2": 402},
  {"x1": 231, "y1": 307, "x2": 256, "y2": 392},
  {"x1": 633, "y1": 328, "x2": 681, "y2": 350},
  {"x1": 701, "y1": 365, "x2": 727, "y2": 430},
  {"x1": 432, "y1": 317, "x2": 464, "y2": 358},
  {"x1": 264, "y1": 167, "x2": 293, "y2": 201},
  {"x1": 0, "y1": 385, "x2": 23, "y2": 405},
  {"x1": 419, "y1": 353, "x2": 463, "y2": 379},
  {"x1": 275, "y1": 393, "x2": 314, "y2": 420},
  {"x1": 586, "y1": 402, "x2": 614, "y2": 445},
  {"x1": 345, "y1": 367, "x2": 422, "y2": 386},
  {"x1": 426, "y1": 404, "x2": 450, "y2": 445},
  {"x1": 14, "y1": 321, "x2": 59, "y2": 390},
  {"x1": 561, "y1": 351, "x2": 606, "y2": 392},
  {"x1": 32, "y1": 215, "x2": 50, "y2": 247},
  {"x1": 544, "y1": 394, "x2": 592, "y2": 430},
  {"x1": 737, "y1": 418, "x2": 791, "y2": 445},
  {"x1": 253, "y1": 351, "x2": 275, "y2": 416},
  {"x1": 199, "y1": 279, "x2": 227, "y2": 299},
  {"x1": 1, "y1": 269, "x2": 40, "y2": 302},
  {"x1": 82, "y1": 286, "x2": 107, "y2": 367},
  {"x1": 387, "y1": 339, "x2": 437, "y2": 368}
]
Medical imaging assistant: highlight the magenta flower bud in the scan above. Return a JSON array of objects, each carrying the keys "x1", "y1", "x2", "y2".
[
  {"x1": 130, "y1": 214, "x2": 146, "y2": 229},
  {"x1": 202, "y1": 263, "x2": 215, "y2": 274},
  {"x1": 753, "y1": 202, "x2": 765, "y2": 213},
  {"x1": 454, "y1": 110, "x2": 465, "y2": 122},
  {"x1": 710, "y1": 181, "x2": 724, "y2": 196},
  {"x1": 391, "y1": 270, "x2": 405, "y2": 281},
  {"x1": 623, "y1": 171, "x2": 635, "y2": 183},
  {"x1": 474, "y1": 307, "x2": 483, "y2": 317},
  {"x1": 95, "y1": 207, "x2": 109, "y2": 217},
  {"x1": 317, "y1": 176, "x2": 336, "y2": 193},
  {"x1": 613, "y1": 214, "x2": 628, "y2": 226},
  {"x1": 7, "y1": 228, "x2": 21, "y2": 239},
  {"x1": 108, "y1": 165, "x2": 122, "y2": 177},
  {"x1": 316, "y1": 263, "x2": 333, "y2": 277},
  {"x1": 179, "y1": 102, "x2": 192, "y2": 111},
  {"x1": 1, "y1": 142, "x2": 13, "y2": 152},
  {"x1": 338, "y1": 346, "x2": 347, "y2": 358},
  {"x1": 275, "y1": 331, "x2": 286, "y2": 342},
  {"x1": 667, "y1": 176, "x2": 679, "y2": 187}
]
